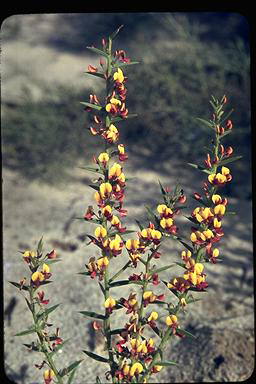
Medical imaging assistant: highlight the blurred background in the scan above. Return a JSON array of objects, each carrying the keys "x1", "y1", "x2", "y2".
[
  {"x1": 2, "y1": 12, "x2": 253, "y2": 384},
  {"x1": 1, "y1": 12, "x2": 251, "y2": 196}
]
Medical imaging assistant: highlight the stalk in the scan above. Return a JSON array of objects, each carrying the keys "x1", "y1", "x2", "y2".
[{"x1": 29, "y1": 287, "x2": 64, "y2": 384}]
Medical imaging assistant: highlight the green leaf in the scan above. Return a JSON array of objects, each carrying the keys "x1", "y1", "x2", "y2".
[
  {"x1": 175, "y1": 262, "x2": 186, "y2": 269},
  {"x1": 110, "y1": 25, "x2": 124, "y2": 40},
  {"x1": 158, "y1": 179, "x2": 166, "y2": 196},
  {"x1": 43, "y1": 259, "x2": 62, "y2": 265},
  {"x1": 67, "y1": 366, "x2": 79, "y2": 384},
  {"x1": 113, "y1": 61, "x2": 140, "y2": 68},
  {"x1": 9, "y1": 281, "x2": 29, "y2": 291},
  {"x1": 109, "y1": 229, "x2": 136, "y2": 237},
  {"x1": 84, "y1": 71, "x2": 105, "y2": 79},
  {"x1": 25, "y1": 298, "x2": 33, "y2": 313},
  {"x1": 187, "y1": 163, "x2": 212, "y2": 174},
  {"x1": 39, "y1": 281, "x2": 53, "y2": 286},
  {"x1": 110, "y1": 328, "x2": 126, "y2": 335},
  {"x1": 77, "y1": 271, "x2": 91, "y2": 276},
  {"x1": 37, "y1": 304, "x2": 60, "y2": 321},
  {"x1": 154, "y1": 360, "x2": 178, "y2": 367},
  {"x1": 151, "y1": 264, "x2": 175, "y2": 275},
  {"x1": 79, "y1": 166, "x2": 103, "y2": 174},
  {"x1": 219, "y1": 130, "x2": 232, "y2": 138},
  {"x1": 196, "y1": 247, "x2": 206, "y2": 262},
  {"x1": 37, "y1": 236, "x2": 44, "y2": 254},
  {"x1": 98, "y1": 281, "x2": 105, "y2": 295},
  {"x1": 151, "y1": 325, "x2": 162, "y2": 338},
  {"x1": 86, "y1": 46, "x2": 108, "y2": 58},
  {"x1": 219, "y1": 108, "x2": 234, "y2": 125},
  {"x1": 110, "y1": 113, "x2": 138, "y2": 123},
  {"x1": 176, "y1": 238, "x2": 193, "y2": 253},
  {"x1": 88, "y1": 184, "x2": 100, "y2": 192},
  {"x1": 196, "y1": 117, "x2": 215, "y2": 130},
  {"x1": 186, "y1": 296, "x2": 202, "y2": 305},
  {"x1": 109, "y1": 279, "x2": 144, "y2": 288},
  {"x1": 145, "y1": 205, "x2": 159, "y2": 226},
  {"x1": 218, "y1": 155, "x2": 243, "y2": 166},
  {"x1": 79, "y1": 311, "x2": 106, "y2": 320},
  {"x1": 80, "y1": 101, "x2": 102, "y2": 111},
  {"x1": 59, "y1": 360, "x2": 83, "y2": 378},
  {"x1": 15, "y1": 326, "x2": 36, "y2": 337},
  {"x1": 177, "y1": 327, "x2": 197, "y2": 339},
  {"x1": 135, "y1": 219, "x2": 144, "y2": 231},
  {"x1": 83, "y1": 350, "x2": 109, "y2": 363}
]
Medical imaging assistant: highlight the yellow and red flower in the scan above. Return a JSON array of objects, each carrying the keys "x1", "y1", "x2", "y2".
[
  {"x1": 208, "y1": 166, "x2": 232, "y2": 186},
  {"x1": 43, "y1": 369, "x2": 55, "y2": 384}
]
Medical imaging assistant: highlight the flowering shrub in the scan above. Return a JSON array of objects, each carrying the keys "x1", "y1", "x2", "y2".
[{"x1": 10, "y1": 26, "x2": 242, "y2": 383}]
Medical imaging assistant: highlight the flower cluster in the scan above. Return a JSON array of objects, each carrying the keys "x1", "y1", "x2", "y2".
[
  {"x1": 11, "y1": 27, "x2": 240, "y2": 384},
  {"x1": 10, "y1": 240, "x2": 82, "y2": 383}
]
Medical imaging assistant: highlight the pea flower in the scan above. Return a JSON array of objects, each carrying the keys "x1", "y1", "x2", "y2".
[
  {"x1": 43, "y1": 369, "x2": 55, "y2": 384},
  {"x1": 113, "y1": 68, "x2": 125, "y2": 83},
  {"x1": 130, "y1": 362, "x2": 143, "y2": 377}
]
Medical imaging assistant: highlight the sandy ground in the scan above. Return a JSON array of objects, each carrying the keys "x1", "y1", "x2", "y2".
[
  {"x1": 3, "y1": 160, "x2": 254, "y2": 383},
  {"x1": 2, "y1": 14, "x2": 254, "y2": 384}
]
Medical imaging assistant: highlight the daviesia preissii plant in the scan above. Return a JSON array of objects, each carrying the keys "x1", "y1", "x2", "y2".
[{"x1": 10, "y1": 26, "x2": 242, "y2": 384}]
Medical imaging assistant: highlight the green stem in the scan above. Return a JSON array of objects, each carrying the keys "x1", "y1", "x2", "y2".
[
  {"x1": 29, "y1": 287, "x2": 64, "y2": 384},
  {"x1": 142, "y1": 327, "x2": 172, "y2": 382},
  {"x1": 103, "y1": 266, "x2": 116, "y2": 383}
]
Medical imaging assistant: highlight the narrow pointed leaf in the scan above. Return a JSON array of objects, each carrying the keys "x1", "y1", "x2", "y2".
[
  {"x1": 176, "y1": 238, "x2": 193, "y2": 253},
  {"x1": 154, "y1": 360, "x2": 178, "y2": 366},
  {"x1": 9, "y1": 281, "x2": 29, "y2": 291},
  {"x1": 109, "y1": 279, "x2": 144, "y2": 288},
  {"x1": 79, "y1": 166, "x2": 103, "y2": 174},
  {"x1": 43, "y1": 259, "x2": 62, "y2": 265},
  {"x1": 86, "y1": 46, "x2": 108, "y2": 58},
  {"x1": 145, "y1": 205, "x2": 159, "y2": 226},
  {"x1": 83, "y1": 350, "x2": 109, "y2": 363},
  {"x1": 219, "y1": 130, "x2": 232, "y2": 138},
  {"x1": 77, "y1": 272, "x2": 90, "y2": 276},
  {"x1": 25, "y1": 298, "x2": 33, "y2": 313},
  {"x1": 59, "y1": 360, "x2": 83, "y2": 378},
  {"x1": 67, "y1": 366, "x2": 79, "y2": 384},
  {"x1": 196, "y1": 117, "x2": 215, "y2": 130},
  {"x1": 79, "y1": 311, "x2": 106, "y2": 320},
  {"x1": 114, "y1": 61, "x2": 140, "y2": 68},
  {"x1": 15, "y1": 326, "x2": 36, "y2": 337},
  {"x1": 98, "y1": 281, "x2": 105, "y2": 295},
  {"x1": 110, "y1": 25, "x2": 124, "y2": 40},
  {"x1": 175, "y1": 262, "x2": 186, "y2": 269},
  {"x1": 37, "y1": 304, "x2": 60, "y2": 321},
  {"x1": 151, "y1": 264, "x2": 175, "y2": 275},
  {"x1": 80, "y1": 102, "x2": 102, "y2": 111},
  {"x1": 177, "y1": 327, "x2": 197, "y2": 339},
  {"x1": 218, "y1": 155, "x2": 243, "y2": 166},
  {"x1": 84, "y1": 71, "x2": 105, "y2": 79},
  {"x1": 110, "y1": 328, "x2": 126, "y2": 335},
  {"x1": 135, "y1": 219, "x2": 144, "y2": 231},
  {"x1": 151, "y1": 325, "x2": 162, "y2": 338},
  {"x1": 110, "y1": 113, "x2": 137, "y2": 123},
  {"x1": 37, "y1": 236, "x2": 44, "y2": 254},
  {"x1": 187, "y1": 163, "x2": 212, "y2": 174},
  {"x1": 158, "y1": 179, "x2": 167, "y2": 196},
  {"x1": 88, "y1": 184, "x2": 100, "y2": 192},
  {"x1": 219, "y1": 108, "x2": 234, "y2": 125}
]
